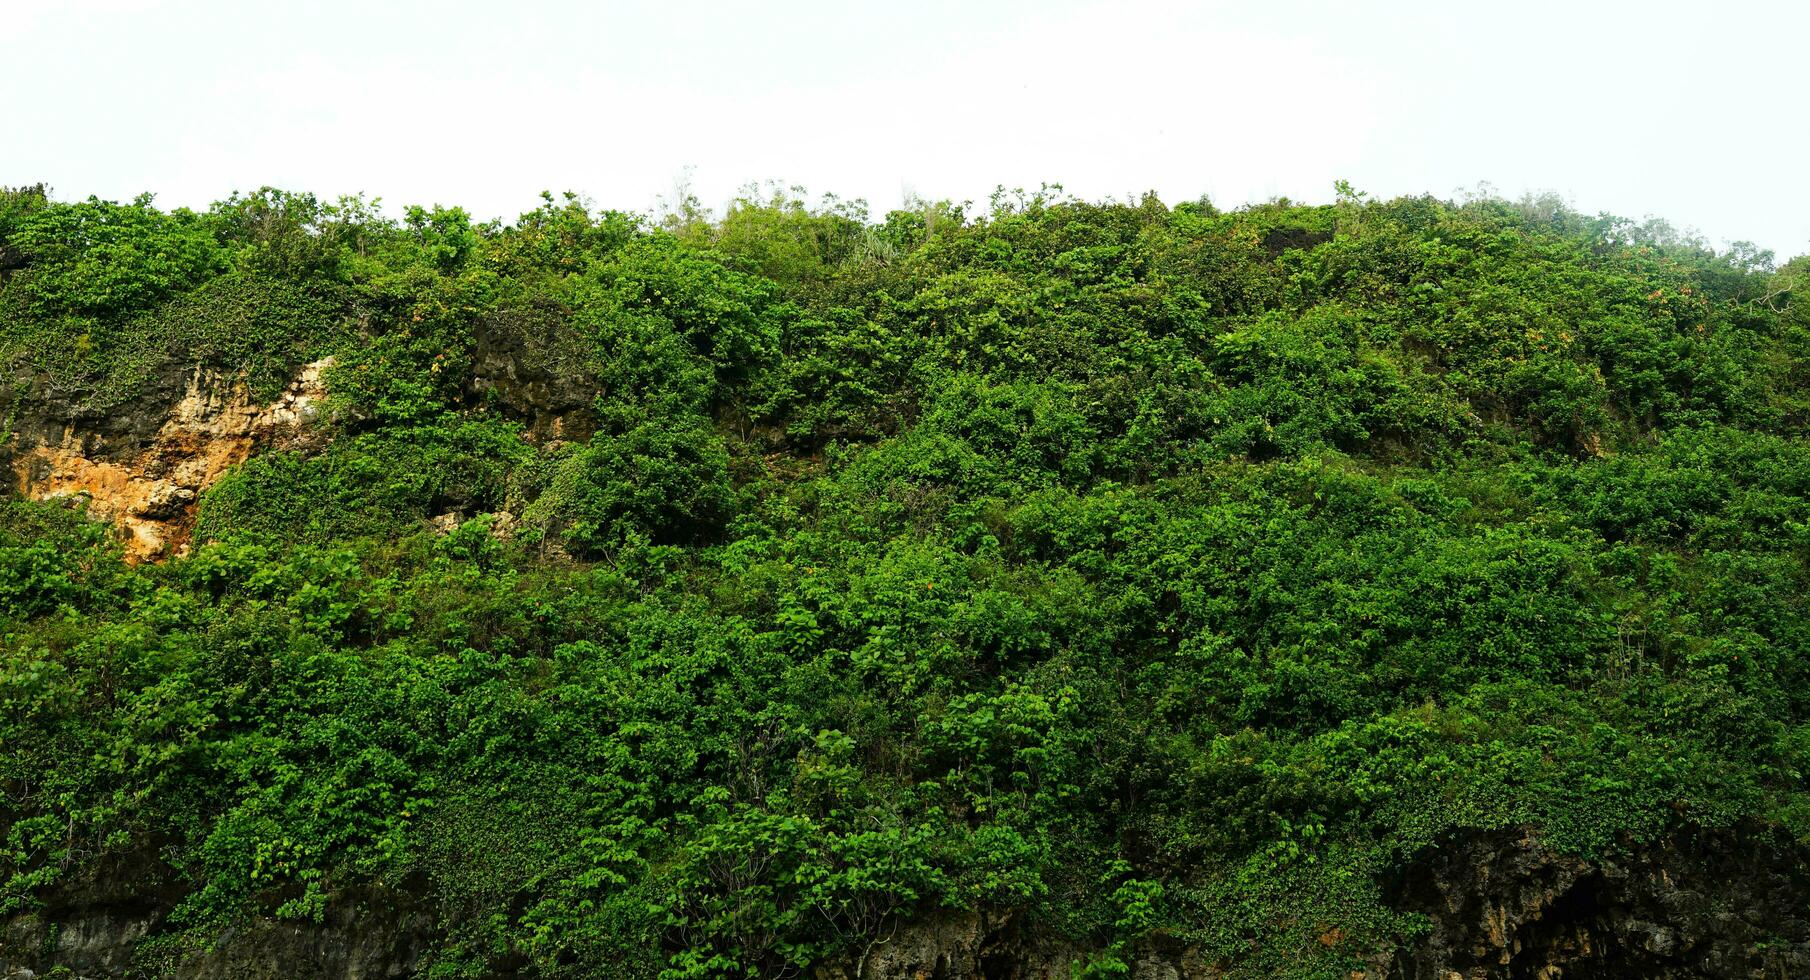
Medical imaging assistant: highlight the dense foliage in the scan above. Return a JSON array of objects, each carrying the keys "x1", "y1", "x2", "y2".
[{"x1": 3, "y1": 180, "x2": 1809, "y2": 977}]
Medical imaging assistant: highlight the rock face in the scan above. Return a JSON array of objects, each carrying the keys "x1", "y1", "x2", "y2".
[
  {"x1": 3, "y1": 827, "x2": 1808, "y2": 978},
  {"x1": 813, "y1": 827, "x2": 1810, "y2": 980},
  {"x1": 812, "y1": 912, "x2": 1215, "y2": 980},
  {"x1": 1382, "y1": 827, "x2": 1810, "y2": 979},
  {"x1": 4, "y1": 358, "x2": 331, "y2": 561},
  {"x1": 1, "y1": 299, "x2": 595, "y2": 562},
  {"x1": 811, "y1": 911, "x2": 1083, "y2": 980},
  {"x1": 2, "y1": 874, "x2": 428, "y2": 980},
  {"x1": 469, "y1": 302, "x2": 598, "y2": 445}
]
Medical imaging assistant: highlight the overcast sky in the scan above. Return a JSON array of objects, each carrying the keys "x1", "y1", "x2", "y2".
[{"x1": 6, "y1": 0, "x2": 1806, "y2": 258}]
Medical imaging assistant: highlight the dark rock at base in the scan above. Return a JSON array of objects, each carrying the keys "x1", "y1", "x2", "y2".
[
  {"x1": 1, "y1": 854, "x2": 430, "y2": 980},
  {"x1": 8, "y1": 827, "x2": 1810, "y2": 978},
  {"x1": 1382, "y1": 825, "x2": 1810, "y2": 979}
]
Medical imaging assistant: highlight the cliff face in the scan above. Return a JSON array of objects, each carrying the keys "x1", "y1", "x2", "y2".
[
  {"x1": 2, "y1": 858, "x2": 427, "y2": 980},
  {"x1": 3, "y1": 205, "x2": 1807, "y2": 979},
  {"x1": 3, "y1": 358, "x2": 330, "y2": 561},
  {"x1": 1383, "y1": 827, "x2": 1810, "y2": 980},
  {"x1": 6, "y1": 828, "x2": 1806, "y2": 979},
  {"x1": 814, "y1": 827, "x2": 1810, "y2": 979},
  {"x1": 0, "y1": 303, "x2": 596, "y2": 563},
  {"x1": 4, "y1": 355, "x2": 1809, "y2": 977}
]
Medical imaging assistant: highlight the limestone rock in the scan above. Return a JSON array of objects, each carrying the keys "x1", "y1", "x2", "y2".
[{"x1": 6, "y1": 358, "x2": 331, "y2": 561}]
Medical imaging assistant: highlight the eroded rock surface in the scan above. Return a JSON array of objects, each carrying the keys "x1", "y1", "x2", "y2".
[
  {"x1": 4, "y1": 827, "x2": 1809, "y2": 978},
  {"x1": 815, "y1": 912, "x2": 1222, "y2": 980},
  {"x1": 1383, "y1": 827, "x2": 1810, "y2": 979},
  {"x1": 2, "y1": 863, "x2": 426, "y2": 980},
  {"x1": 6, "y1": 358, "x2": 331, "y2": 561}
]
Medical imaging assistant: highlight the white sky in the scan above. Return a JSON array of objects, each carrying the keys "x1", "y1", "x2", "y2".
[{"x1": 6, "y1": 0, "x2": 1806, "y2": 259}]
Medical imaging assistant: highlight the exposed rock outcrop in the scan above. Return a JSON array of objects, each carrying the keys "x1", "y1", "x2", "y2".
[
  {"x1": 813, "y1": 911, "x2": 1217, "y2": 979},
  {"x1": 812, "y1": 911, "x2": 1083, "y2": 980},
  {"x1": 469, "y1": 301, "x2": 598, "y2": 444},
  {"x1": 808, "y1": 827, "x2": 1810, "y2": 980},
  {"x1": 4, "y1": 827, "x2": 1809, "y2": 978},
  {"x1": 1382, "y1": 826, "x2": 1810, "y2": 979},
  {"x1": 3, "y1": 877, "x2": 427, "y2": 980},
  {"x1": 5, "y1": 358, "x2": 331, "y2": 561}
]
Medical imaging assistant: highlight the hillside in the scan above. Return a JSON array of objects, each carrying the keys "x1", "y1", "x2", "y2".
[{"x1": 3, "y1": 182, "x2": 1810, "y2": 978}]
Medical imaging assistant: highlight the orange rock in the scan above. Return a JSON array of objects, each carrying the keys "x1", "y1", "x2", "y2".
[{"x1": 11, "y1": 358, "x2": 332, "y2": 562}]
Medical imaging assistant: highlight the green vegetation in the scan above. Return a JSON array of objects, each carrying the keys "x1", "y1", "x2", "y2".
[{"x1": 3, "y1": 180, "x2": 1809, "y2": 977}]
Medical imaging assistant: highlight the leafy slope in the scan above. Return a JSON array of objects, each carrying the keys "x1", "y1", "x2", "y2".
[{"x1": 3, "y1": 183, "x2": 1810, "y2": 976}]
